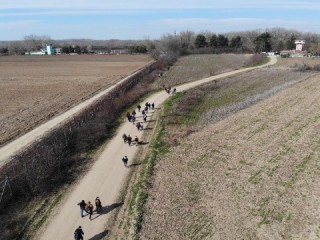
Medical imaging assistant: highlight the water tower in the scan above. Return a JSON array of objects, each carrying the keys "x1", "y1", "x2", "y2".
[{"x1": 295, "y1": 40, "x2": 305, "y2": 51}]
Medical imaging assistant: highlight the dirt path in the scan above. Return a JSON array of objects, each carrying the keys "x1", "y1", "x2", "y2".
[
  {"x1": 31, "y1": 57, "x2": 276, "y2": 239},
  {"x1": 0, "y1": 62, "x2": 155, "y2": 168}
]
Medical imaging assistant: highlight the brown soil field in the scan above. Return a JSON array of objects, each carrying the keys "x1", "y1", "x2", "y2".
[
  {"x1": 0, "y1": 54, "x2": 151, "y2": 146},
  {"x1": 152, "y1": 54, "x2": 251, "y2": 88},
  {"x1": 139, "y1": 59, "x2": 320, "y2": 239}
]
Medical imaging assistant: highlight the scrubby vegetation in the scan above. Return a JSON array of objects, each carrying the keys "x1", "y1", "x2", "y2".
[{"x1": 162, "y1": 67, "x2": 313, "y2": 126}]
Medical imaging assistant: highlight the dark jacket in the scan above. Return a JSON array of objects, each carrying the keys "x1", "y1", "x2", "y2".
[
  {"x1": 74, "y1": 227, "x2": 84, "y2": 239},
  {"x1": 78, "y1": 200, "x2": 86, "y2": 209}
]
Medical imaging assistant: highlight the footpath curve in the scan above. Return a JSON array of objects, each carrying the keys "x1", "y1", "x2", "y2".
[{"x1": 35, "y1": 56, "x2": 276, "y2": 239}]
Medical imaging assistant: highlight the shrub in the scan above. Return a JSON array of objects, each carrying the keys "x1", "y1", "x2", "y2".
[{"x1": 245, "y1": 54, "x2": 267, "y2": 66}]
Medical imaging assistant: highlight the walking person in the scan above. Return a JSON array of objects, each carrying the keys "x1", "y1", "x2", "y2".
[
  {"x1": 151, "y1": 103, "x2": 155, "y2": 109},
  {"x1": 127, "y1": 135, "x2": 132, "y2": 146},
  {"x1": 86, "y1": 201, "x2": 94, "y2": 221},
  {"x1": 131, "y1": 114, "x2": 136, "y2": 124},
  {"x1": 77, "y1": 200, "x2": 87, "y2": 218},
  {"x1": 122, "y1": 156, "x2": 129, "y2": 167},
  {"x1": 122, "y1": 133, "x2": 127, "y2": 143},
  {"x1": 141, "y1": 109, "x2": 145, "y2": 115},
  {"x1": 74, "y1": 226, "x2": 84, "y2": 240},
  {"x1": 132, "y1": 110, "x2": 136, "y2": 123},
  {"x1": 143, "y1": 114, "x2": 147, "y2": 122},
  {"x1": 137, "y1": 104, "x2": 141, "y2": 112},
  {"x1": 95, "y1": 197, "x2": 102, "y2": 214},
  {"x1": 134, "y1": 136, "x2": 139, "y2": 146},
  {"x1": 126, "y1": 112, "x2": 131, "y2": 122},
  {"x1": 136, "y1": 122, "x2": 141, "y2": 131}
]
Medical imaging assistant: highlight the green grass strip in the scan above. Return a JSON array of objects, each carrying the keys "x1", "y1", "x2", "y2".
[{"x1": 126, "y1": 121, "x2": 169, "y2": 238}]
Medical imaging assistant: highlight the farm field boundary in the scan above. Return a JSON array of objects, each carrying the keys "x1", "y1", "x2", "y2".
[{"x1": 0, "y1": 60, "x2": 155, "y2": 167}]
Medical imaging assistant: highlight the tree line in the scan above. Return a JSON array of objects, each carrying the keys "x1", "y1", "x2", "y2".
[
  {"x1": 1, "y1": 28, "x2": 320, "y2": 56},
  {"x1": 159, "y1": 28, "x2": 320, "y2": 55},
  {"x1": 0, "y1": 34, "x2": 156, "y2": 55}
]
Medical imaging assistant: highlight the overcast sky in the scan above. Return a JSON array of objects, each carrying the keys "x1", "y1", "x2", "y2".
[{"x1": 1, "y1": 0, "x2": 320, "y2": 40}]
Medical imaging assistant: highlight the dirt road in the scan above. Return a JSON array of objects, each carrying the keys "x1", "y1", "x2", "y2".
[
  {"x1": 33, "y1": 57, "x2": 277, "y2": 239},
  {"x1": 0, "y1": 62, "x2": 155, "y2": 168}
]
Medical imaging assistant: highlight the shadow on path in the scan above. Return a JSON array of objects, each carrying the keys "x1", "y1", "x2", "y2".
[
  {"x1": 88, "y1": 230, "x2": 109, "y2": 240},
  {"x1": 130, "y1": 162, "x2": 143, "y2": 167},
  {"x1": 101, "y1": 202, "x2": 123, "y2": 215},
  {"x1": 91, "y1": 202, "x2": 123, "y2": 221}
]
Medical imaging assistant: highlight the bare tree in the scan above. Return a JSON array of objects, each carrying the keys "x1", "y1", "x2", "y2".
[
  {"x1": 23, "y1": 34, "x2": 52, "y2": 52},
  {"x1": 179, "y1": 30, "x2": 196, "y2": 49},
  {"x1": 7, "y1": 41, "x2": 26, "y2": 55}
]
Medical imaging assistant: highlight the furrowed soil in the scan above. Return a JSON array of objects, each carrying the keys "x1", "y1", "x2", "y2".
[
  {"x1": 139, "y1": 58, "x2": 320, "y2": 239},
  {"x1": 0, "y1": 54, "x2": 151, "y2": 146}
]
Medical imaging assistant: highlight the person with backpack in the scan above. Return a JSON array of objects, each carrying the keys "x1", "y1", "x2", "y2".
[
  {"x1": 74, "y1": 226, "x2": 84, "y2": 240},
  {"x1": 77, "y1": 200, "x2": 87, "y2": 218},
  {"x1": 95, "y1": 197, "x2": 102, "y2": 214},
  {"x1": 86, "y1": 201, "x2": 94, "y2": 221}
]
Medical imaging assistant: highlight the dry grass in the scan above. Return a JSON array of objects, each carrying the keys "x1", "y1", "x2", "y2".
[
  {"x1": 152, "y1": 54, "x2": 251, "y2": 88},
  {"x1": 0, "y1": 54, "x2": 151, "y2": 146},
  {"x1": 139, "y1": 59, "x2": 320, "y2": 239},
  {"x1": 276, "y1": 57, "x2": 320, "y2": 69}
]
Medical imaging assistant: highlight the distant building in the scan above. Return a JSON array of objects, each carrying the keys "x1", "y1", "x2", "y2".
[
  {"x1": 46, "y1": 44, "x2": 54, "y2": 55},
  {"x1": 295, "y1": 40, "x2": 306, "y2": 51},
  {"x1": 28, "y1": 44, "x2": 62, "y2": 55},
  {"x1": 54, "y1": 48, "x2": 62, "y2": 54}
]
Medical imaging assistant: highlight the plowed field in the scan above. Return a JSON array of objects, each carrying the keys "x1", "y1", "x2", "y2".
[
  {"x1": 140, "y1": 59, "x2": 320, "y2": 239},
  {"x1": 0, "y1": 55, "x2": 150, "y2": 146}
]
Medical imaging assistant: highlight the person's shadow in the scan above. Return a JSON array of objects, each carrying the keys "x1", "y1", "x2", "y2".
[
  {"x1": 91, "y1": 202, "x2": 123, "y2": 220},
  {"x1": 88, "y1": 230, "x2": 109, "y2": 240},
  {"x1": 129, "y1": 162, "x2": 143, "y2": 167}
]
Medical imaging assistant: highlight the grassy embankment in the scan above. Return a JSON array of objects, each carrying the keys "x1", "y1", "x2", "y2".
[{"x1": 118, "y1": 54, "x2": 272, "y2": 238}]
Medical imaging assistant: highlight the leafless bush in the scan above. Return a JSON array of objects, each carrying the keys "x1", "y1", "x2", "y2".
[
  {"x1": 294, "y1": 62, "x2": 320, "y2": 72},
  {"x1": 313, "y1": 64, "x2": 320, "y2": 71},
  {"x1": 245, "y1": 54, "x2": 266, "y2": 66}
]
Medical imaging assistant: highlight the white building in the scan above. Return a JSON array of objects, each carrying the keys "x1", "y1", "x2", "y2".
[
  {"x1": 28, "y1": 44, "x2": 61, "y2": 55},
  {"x1": 295, "y1": 40, "x2": 306, "y2": 51}
]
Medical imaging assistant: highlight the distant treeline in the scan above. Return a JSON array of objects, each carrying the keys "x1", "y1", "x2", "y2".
[{"x1": 1, "y1": 28, "x2": 320, "y2": 56}]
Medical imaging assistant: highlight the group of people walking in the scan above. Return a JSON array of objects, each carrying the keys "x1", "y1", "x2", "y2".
[
  {"x1": 122, "y1": 134, "x2": 139, "y2": 146},
  {"x1": 77, "y1": 197, "x2": 102, "y2": 220},
  {"x1": 121, "y1": 102, "x2": 156, "y2": 169},
  {"x1": 74, "y1": 101, "x2": 158, "y2": 239},
  {"x1": 165, "y1": 87, "x2": 176, "y2": 94},
  {"x1": 75, "y1": 197, "x2": 102, "y2": 239}
]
